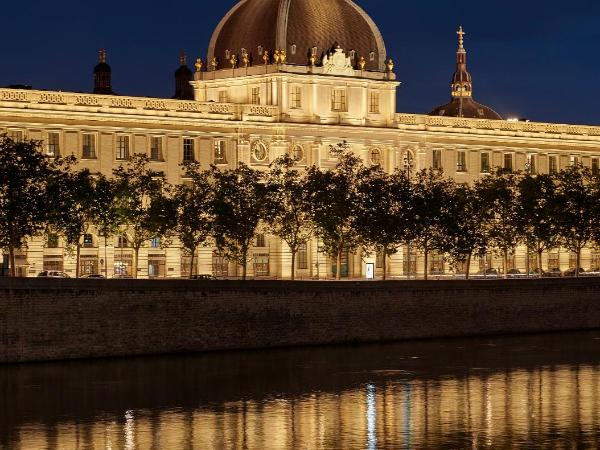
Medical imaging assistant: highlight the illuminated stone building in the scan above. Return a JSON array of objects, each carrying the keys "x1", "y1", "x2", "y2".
[{"x1": 1, "y1": 0, "x2": 599, "y2": 278}]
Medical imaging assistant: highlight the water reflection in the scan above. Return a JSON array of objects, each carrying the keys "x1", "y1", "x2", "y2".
[{"x1": 2, "y1": 331, "x2": 600, "y2": 449}]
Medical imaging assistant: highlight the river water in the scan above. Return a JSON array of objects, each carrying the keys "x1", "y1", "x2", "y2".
[{"x1": 2, "y1": 331, "x2": 600, "y2": 449}]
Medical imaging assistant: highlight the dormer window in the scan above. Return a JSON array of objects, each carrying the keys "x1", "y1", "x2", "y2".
[
  {"x1": 258, "y1": 46, "x2": 263, "y2": 55},
  {"x1": 369, "y1": 52, "x2": 375, "y2": 61},
  {"x1": 225, "y1": 49, "x2": 231, "y2": 59},
  {"x1": 291, "y1": 44, "x2": 297, "y2": 55},
  {"x1": 241, "y1": 48, "x2": 247, "y2": 56},
  {"x1": 349, "y1": 50, "x2": 356, "y2": 60}
]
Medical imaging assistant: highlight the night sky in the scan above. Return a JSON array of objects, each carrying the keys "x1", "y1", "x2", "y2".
[{"x1": 1, "y1": 0, "x2": 599, "y2": 124}]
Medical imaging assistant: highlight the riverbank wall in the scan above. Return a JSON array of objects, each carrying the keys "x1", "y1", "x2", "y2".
[{"x1": 0, "y1": 278, "x2": 599, "y2": 363}]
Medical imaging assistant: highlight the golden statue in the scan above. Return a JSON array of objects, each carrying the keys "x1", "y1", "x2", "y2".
[
  {"x1": 358, "y1": 56, "x2": 366, "y2": 70},
  {"x1": 230, "y1": 54, "x2": 238, "y2": 69},
  {"x1": 242, "y1": 53, "x2": 250, "y2": 68},
  {"x1": 210, "y1": 57, "x2": 218, "y2": 71},
  {"x1": 263, "y1": 51, "x2": 270, "y2": 65},
  {"x1": 386, "y1": 58, "x2": 394, "y2": 73},
  {"x1": 194, "y1": 58, "x2": 203, "y2": 72}
]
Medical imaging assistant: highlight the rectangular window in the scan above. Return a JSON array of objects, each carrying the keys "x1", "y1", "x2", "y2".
[
  {"x1": 480, "y1": 152, "x2": 490, "y2": 173},
  {"x1": 549, "y1": 155, "x2": 558, "y2": 174},
  {"x1": 432, "y1": 149, "x2": 442, "y2": 170},
  {"x1": 591, "y1": 251, "x2": 600, "y2": 271},
  {"x1": 150, "y1": 237, "x2": 160, "y2": 249},
  {"x1": 183, "y1": 138, "x2": 195, "y2": 162},
  {"x1": 592, "y1": 158, "x2": 599, "y2": 176},
  {"x1": 297, "y1": 243, "x2": 308, "y2": 270},
  {"x1": 212, "y1": 251, "x2": 229, "y2": 277},
  {"x1": 251, "y1": 87, "x2": 260, "y2": 105},
  {"x1": 114, "y1": 253, "x2": 133, "y2": 277},
  {"x1": 116, "y1": 135, "x2": 130, "y2": 160},
  {"x1": 369, "y1": 92, "x2": 380, "y2": 113},
  {"x1": 148, "y1": 256, "x2": 166, "y2": 278},
  {"x1": 403, "y1": 248, "x2": 417, "y2": 277},
  {"x1": 43, "y1": 256, "x2": 64, "y2": 272},
  {"x1": 331, "y1": 89, "x2": 347, "y2": 112},
  {"x1": 571, "y1": 155, "x2": 580, "y2": 167},
  {"x1": 430, "y1": 254, "x2": 445, "y2": 275},
  {"x1": 116, "y1": 235, "x2": 129, "y2": 248},
  {"x1": 290, "y1": 86, "x2": 302, "y2": 109},
  {"x1": 82, "y1": 133, "x2": 96, "y2": 159},
  {"x1": 256, "y1": 234, "x2": 266, "y2": 248},
  {"x1": 218, "y1": 90, "x2": 229, "y2": 103},
  {"x1": 214, "y1": 140, "x2": 227, "y2": 164},
  {"x1": 81, "y1": 256, "x2": 99, "y2": 276},
  {"x1": 376, "y1": 251, "x2": 384, "y2": 269},
  {"x1": 8, "y1": 130, "x2": 23, "y2": 142},
  {"x1": 83, "y1": 234, "x2": 94, "y2": 248},
  {"x1": 47, "y1": 234, "x2": 59, "y2": 249},
  {"x1": 503, "y1": 153, "x2": 513, "y2": 172},
  {"x1": 253, "y1": 253, "x2": 270, "y2": 277},
  {"x1": 150, "y1": 136, "x2": 163, "y2": 161},
  {"x1": 548, "y1": 252, "x2": 560, "y2": 270},
  {"x1": 47, "y1": 132, "x2": 60, "y2": 157},
  {"x1": 457, "y1": 151, "x2": 467, "y2": 172}
]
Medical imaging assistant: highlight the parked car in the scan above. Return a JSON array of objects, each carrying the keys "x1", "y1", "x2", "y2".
[
  {"x1": 507, "y1": 269, "x2": 526, "y2": 279},
  {"x1": 37, "y1": 270, "x2": 70, "y2": 278},
  {"x1": 543, "y1": 268, "x2": 563, "y2": 278},
  {"x1": 583, "y1": 268, "x2": 600, "y2": 277},
  {"x1": 474, "y1": 268, "x2": 499, "y2": 279},
  {"x1": 82, "y1": 274, "x2": 106, "y2": 279},
  {"x1": 563, "y1": 268, "x2": 586, "y2": 277},
  {"x1": 190, "y1": 274, "x2": 217, "y2": 280}
]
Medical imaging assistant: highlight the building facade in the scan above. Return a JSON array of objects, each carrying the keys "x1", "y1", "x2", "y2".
[{"x1": 1, "y1": 0, "x2": 600, "y2": 278}]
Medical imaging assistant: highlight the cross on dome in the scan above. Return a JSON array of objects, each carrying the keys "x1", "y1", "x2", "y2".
[{"x1": 457, "y1": 26, "x2": 465, "y2": 51}]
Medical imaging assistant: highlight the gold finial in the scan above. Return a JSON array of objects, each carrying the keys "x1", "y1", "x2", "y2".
[
  {"x1": 99, "y1": 49, "x2": 107, "y2": 63},
  {"x1": 263, "y1": 51, "x2": 270, "y2": 65},
  {"x1": 179, "y1": 51, "x2": 187, "y2": 66},
  {"x1": 309, "y1": 53, "x2": 317, "y2": 67},
  {"x1": 279, "y1": 50, "x2": 286, "y2": 64},
  {"x1": 242, "y1": 53, "x2": 250, "y2": 68},
  {"x1": 457, "y1": 26, "x2": 466, "y2": 50},
  {"x1": 194, "y1": 58, "x2": 203, "y2": 72},
  {"x1": 230, "y1": 54, "x2": 238, "y2": 69},
  {"x1": 210, "y1": 57, "x2": 218, "y2": 71},
  {"x1": 386, "y1": 58, "x2": 394, "y2": 73},
  {"x1": 358, "y1": 56, "x2": 366, "y2": 70}
]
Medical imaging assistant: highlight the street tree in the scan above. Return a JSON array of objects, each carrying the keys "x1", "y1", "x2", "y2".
[
  {"x1": 355, "y1": 167, "x2": 412, "y2": 280},
  {"x1": 306, "y1": 148, "x2": 364, "y2": 280},
  {"x1": 211, "y1": 163, "x2": 266, "y2": 280},
  {"x1": 47, "y1": 163, "x2": 96, "y2": 278},
  {"x1": 0, "y1": 134, "x2": 62, "y2": 276},
  {"x1": 474, "y1": 169, "x2": 521, "y2": 278},
  {"x1": 516, "y1": 173, "x2": 560, "y2": 275},
  {"x1": 443, "y1": 183, "x2": 488, "y2": 279},
  {"x1": 90, "y1": 175, "x2": 122, "y2": 277},
  {"x1": 409, "y1": 169, "x2": 455, "y2": 281},
  {"x1": 113, "y1": 154, "x2": 171, "y2": 279},
  {"x1": 173, "y1": 162, "x2": 215, "y2": 278},
  {"x1": 554, "y1": 165, "x2": 594, "y2": 276},
  {"x1": 264, "y1": 155, "x2": 314, "y2": 281}
]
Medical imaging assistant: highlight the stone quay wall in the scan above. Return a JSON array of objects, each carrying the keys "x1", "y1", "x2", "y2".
[{"x1": 0, "y1": 278, "x2": 599, "y2": 363}]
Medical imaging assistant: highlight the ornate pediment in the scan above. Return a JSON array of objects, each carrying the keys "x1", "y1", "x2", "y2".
[{"x1": 322, "y1": 46, "x2": 355, "y2": 76}]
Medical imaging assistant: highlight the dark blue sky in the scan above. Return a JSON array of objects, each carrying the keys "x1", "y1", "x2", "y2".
[{"x1": 1, "y1": 1, "x2": 599, "y2": 124}]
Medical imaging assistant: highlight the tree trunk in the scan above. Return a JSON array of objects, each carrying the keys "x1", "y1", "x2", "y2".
[
  {"x1": 525, "y1": 246, "x2": 530, "y2": 279},
  {"x1": 537, "y1": 248, "x2": 544, "y2": 278},
  {"x1": 336, "y1": 248, "x2": 342, "y2": 281},
  {"x1": 242, "y1": 248, "x2": 248, "y2": 281},
  {"x1": 133, "y1": 246, "x2": 139, "y2": 279},
  {"x1": 423, "y1": 244, "x2": 429, "y2": 281},
  {"x1": 503, "y1": 248, "x2": 509, "y2": 279},
  {"x1": 290, "y1": 250, "x2": 296, "y2": 281},
  {"x1": 465, "y1": 252, "x2": 472, "y2": 280},
  {"x1": 576, "y1": 248, "x2": 581, "y2": 278},
  {"x1": 189, "y1": 248, "x2": 196, "y2": 279},
  {"x1": 76, "y1": 243, "x2": 81, "y2": 278},
  {"x1": 382, "y1": 250, "x2": 387, "y2": 281},
  {"x1": 104, "y1": 235, "x2": 108, "y2": 278},
  {"x1": 8, "y1": 245, "x2": 15, "y2": 277}
]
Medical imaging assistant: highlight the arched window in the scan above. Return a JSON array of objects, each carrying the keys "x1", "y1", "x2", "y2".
[{"x1": 370, "y1": 148, "x2": 382, "y2": 165}]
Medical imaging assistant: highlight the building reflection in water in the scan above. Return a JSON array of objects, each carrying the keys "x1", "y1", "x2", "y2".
[{"x1": 2, "y1": 332, "x2": 600, "y2": 449}]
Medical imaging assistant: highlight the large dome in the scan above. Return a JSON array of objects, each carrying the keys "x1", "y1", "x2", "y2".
[{"x1": 208, "y1": 0, "x2": 388, "y2": 72}]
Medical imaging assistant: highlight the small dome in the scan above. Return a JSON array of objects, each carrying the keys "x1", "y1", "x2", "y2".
[
  {"x1": 429, "y1": 98, "x2": 503, "y2": 120},
  {"x1": 208, "y1": 0, "x2": 388, "y2": 71}
]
